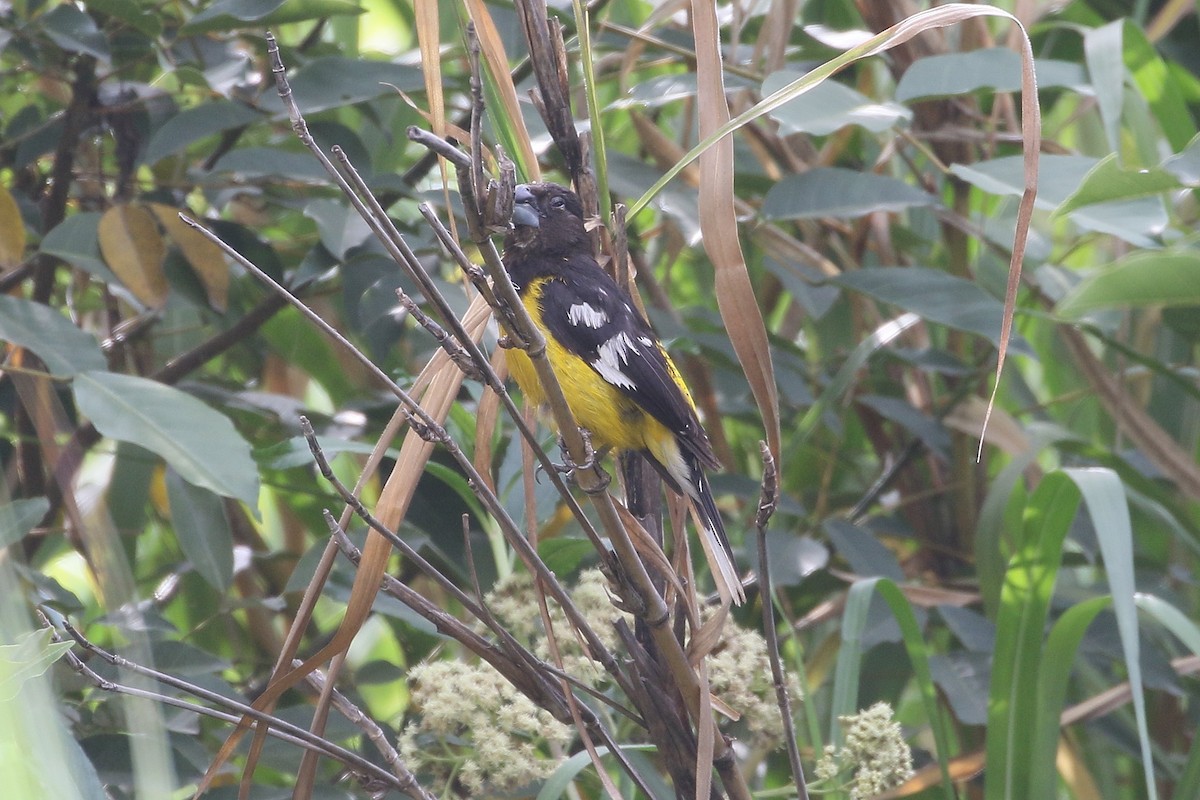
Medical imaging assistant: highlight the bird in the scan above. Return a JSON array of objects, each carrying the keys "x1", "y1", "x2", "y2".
[{"x1": 501, "y1": 182, "x2": 743, "y2": 605}]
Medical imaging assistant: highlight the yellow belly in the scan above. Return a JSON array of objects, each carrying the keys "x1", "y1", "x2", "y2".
[{"x1": 504, "y1": 282, "x2": 687, "y2": 482}]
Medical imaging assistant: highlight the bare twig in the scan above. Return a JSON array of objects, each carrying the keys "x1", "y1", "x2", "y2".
[
  {"x1": 300, "y1": 663, "x2": 437, "y2": 800},
  {"x1": 44, "y1": 614, "x2": 410, "y2": 794},
  {"x1": 755, "y1": 442, "x2": 808, "y2": 800}
]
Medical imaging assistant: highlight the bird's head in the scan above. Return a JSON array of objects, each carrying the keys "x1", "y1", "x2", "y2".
[{"x1": 505, "y1": 182, "x2": 590, "y2": 257}]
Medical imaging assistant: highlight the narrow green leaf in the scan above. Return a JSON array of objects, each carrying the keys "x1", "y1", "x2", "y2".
[
  {"x1": 1123, "y1": 21, "x2": 1196, "y2": 152},
  {"x1": 73, "y1": 371, "x2": 259, "y2": 508},
  {"x1": 795, "y1": 313, "x2": 920, "y2": 445},
  {"x1": 0, "y1": 295, "x2": 106, "y2": 376},
  {"x1": 1065, "y1": 468, "x2": 1156, "y2": 800},
  {"x1": 166, "y1": 470, "x2": 234, "y2": 592},
  {"x1": 831, "y1": 578, "x2": 956, "y2": 800},
  {"x1": 1029, "y1": 596, "x2": 1112, "y2": 800},
  {"x1": 1056, "y1": 251, "x2": 1200, "y2": 317},
  {"x1": 1083, "y1": 20, "x2": 1125, "y2": 153},
  {"x1": 985, "y1": 471, "x2": 1080, "y2": 800},
  {"x1": 1134, "y1": 594, "x2": 1200, "y2": 657},
  {"x1": 537, "y1": 744, "x2": 657, "y2": 800}
]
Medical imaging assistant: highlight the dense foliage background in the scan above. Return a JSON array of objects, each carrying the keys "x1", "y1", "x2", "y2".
[{"x1": 2, "y1": 0, "x2": 1199, "y2": 798}]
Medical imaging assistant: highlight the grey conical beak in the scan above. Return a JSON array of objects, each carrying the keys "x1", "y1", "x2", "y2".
[{"x1": 511, "y1": 184, "x2": 540, "y2": 228}]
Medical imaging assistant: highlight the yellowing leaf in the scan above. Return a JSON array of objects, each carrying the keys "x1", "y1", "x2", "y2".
[
  {"x1": 150, "y1": 204, "x2": 229, "y2": 311},
  {"x1": 0, "y1": 185, "x2": 26, "y2": 269},
  {"x1": 98, "y1": 204, "x2": 168, "y2": 307}
]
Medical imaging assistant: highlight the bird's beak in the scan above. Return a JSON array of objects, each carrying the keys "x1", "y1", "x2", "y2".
[{"x1": 511, "y1": 184, "x2": 540, "y2": 229}]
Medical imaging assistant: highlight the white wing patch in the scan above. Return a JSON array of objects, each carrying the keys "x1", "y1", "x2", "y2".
[
  {"x1": 592, "y1": 331, "x2": 639, "y2": 390},
  {"x1": 567, "y1": 302, "x2": 608, "y2": 329}
]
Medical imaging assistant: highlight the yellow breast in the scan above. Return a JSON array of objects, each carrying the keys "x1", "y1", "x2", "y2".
[{"x1": 504, "y1": 282, "x2": 673, "y2": 459}]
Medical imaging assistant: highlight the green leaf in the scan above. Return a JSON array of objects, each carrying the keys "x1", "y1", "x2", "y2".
[
  {"x1": 143, "y1": 101, "x2": 261, "y2": 166},
  {"x1": 166, "y1": 469, "x2": 233, "y2": 592},
  {"x1": 1163, "y1": 133, "x2": 1200, "y2": 186},
  {"x1": 1055, "y1": 251, "x2": 1200, "y2": 317},
  {"x1": 1064, "y1": 468, "x2": 1156, "y2": 800},
  {"x1": 763, "y1": 75, "x2": 910, "y2": 134},
  {"x1": 1055, "y1": 153, "x2": 1182, "y2": 215},
  {"x1": 896, "y1": 48, "x2": 1085, "y2": 102},
  {"x1": 1028, "y1": 596, "x2": 1112, "y2": 800},
  {"x1": 985, "y1": 472, "x2": 1080, "y2": 800},
  {"x1": 37, "y1": 5, "x2": 110, "y2": 61},
  {"x1": 830, "y1": 578, "x2": 956, "y2": 800},
  {"x1": 537, "y1": 745, "x2": 658, "y2": 800},
  {"x1": 259, "y1": 57, "x2": 423, "y2": 115},
  {"x1": 951, "y1": 155, "x2": 1167, "y2": 247},
  {"x1": 39, "y1": 213, "x2": 117, "y2": 283},
  {"x1": 1123, "y1": 21, "x2": 1196, "y2": 152},
  {"x1": 0, "y1": 498, "x2": 50, "y2": 549},
  {"x1": 0, "y1": 630, "x2": 75, "y2": 702},
  {"x1": 209, "y1": 147, "x2": 331, "y2": 183},
  {"x1": 835, "y1": 267, "x2": 1022, "y2": 350},
  {"x1": 1083, "y1": 20, "x2": 1125, "y2": 153},
  {"x1": 762, "y1": 168, "x2": 935, "y2": 220},
  {"x1": 73, "y1": 371, "x2": 259, "y2": 508},
  {"x1": 83, "y1": 0, "x2": 162, "y2": 36},
  {"x1": 0, "y1": 295, "x2": 106, "y2": 376},
  {"x1": 182, "y1": 0, "x2": 364, "y2": 34},
  {"x1": 537, "y1": 538, "x2": 596, "y2": 577}
]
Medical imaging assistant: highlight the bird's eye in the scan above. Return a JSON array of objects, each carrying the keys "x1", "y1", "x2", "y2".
[{"x1": 550, "y1": 196, "x2": 567, "y2": 209}]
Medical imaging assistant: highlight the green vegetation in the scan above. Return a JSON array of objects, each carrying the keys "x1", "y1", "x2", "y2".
[{"x1": 1, "y1": 0, "x2": 1198, "y2": 798}]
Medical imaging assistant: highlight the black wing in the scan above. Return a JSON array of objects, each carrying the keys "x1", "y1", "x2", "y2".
[{"x1": 537, "y1": 254, "x2": 719, "y2": 469}]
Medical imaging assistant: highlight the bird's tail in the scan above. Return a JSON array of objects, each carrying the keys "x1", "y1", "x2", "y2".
[{"x1": 684, "y1": 453, "x2": 745, "y2": 606}]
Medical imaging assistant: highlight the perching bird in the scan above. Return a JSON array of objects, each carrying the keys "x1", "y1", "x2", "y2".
[{"x1": 502, "y1": 182, "x2": 743, "y2": 605}]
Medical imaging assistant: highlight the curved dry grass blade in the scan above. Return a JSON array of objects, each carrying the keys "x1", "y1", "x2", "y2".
[
  {"x1": 689, "y1": 0, "x2": 781, "y2": 470},
  {"x1": 628, "y1": 4, "x2": 1041, "y2": 462}
]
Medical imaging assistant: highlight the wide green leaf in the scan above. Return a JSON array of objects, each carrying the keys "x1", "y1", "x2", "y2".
[
  {"x1": 166, "y1": 470, "x2": 233, "y2": 592},
  {"x1": 1055, "y1": 153, "x2": 1182, "y2": 215},
  {"x1": 1055, "y1": 251, "x2": 1200, "y2": 317},
  {"x1": 762, "y1": 168, "x2": 935, "y2": 219},
  {"x1": 37, "y1": 5, "x2": 110, "y2": 61},
  {"x1": 258, "y1": 57, "x2": 423, "y2": 115},
  {"x1": 73, "y1": 371, "x2": 259, "y2": 508},
  {"x1": 896, "y1": 48, "x2": 1085, "y2": 101},
  {"x1": 763, "y1": 75, "x2": 909, "y2": 134},
  {"x1": 143, "y1": 101, "x2": 262, "y2": 165},
  {"x1": 0, "y1": 498, "x2": 50, "y2": 549},
  {"x1": 182, "y1": 0, "x2": 363, "y2": 34},
  {"x1": 951, "y1": 155, "x2": 1167, "y2": 247},
  {"x1": 0, "y1": 295, "x2": 106, "y2": 376},
  {"x1": 835, "y1": 267, "x2": 1021, "y2": 350},
  {"x1": 38, "y1": 213, "x2": 117, "y2": 282}
]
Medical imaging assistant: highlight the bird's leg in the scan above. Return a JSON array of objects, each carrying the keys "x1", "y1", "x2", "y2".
[{"x1": 550, "y1": 428, "x2": 611, "y2": 492}]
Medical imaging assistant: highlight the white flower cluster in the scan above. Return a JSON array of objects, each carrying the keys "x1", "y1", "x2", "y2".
[
  {"x1": 399, "y1": 660, "x2": 571, "y2": 795},
  {"x1": 814, "y1": 702, "x2": 914, "y2": 799}
]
